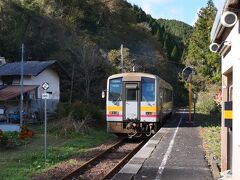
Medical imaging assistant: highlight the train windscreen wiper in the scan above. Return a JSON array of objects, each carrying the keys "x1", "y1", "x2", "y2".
[
  {"x1": 113, "y1": 96, "x2": 121, "y2": 105},
  {"x1": 142, "y1": 96, "x2": 152, "y2": 106}
]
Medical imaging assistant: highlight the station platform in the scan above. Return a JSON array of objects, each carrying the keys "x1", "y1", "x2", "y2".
[{"x1": 113, "y1": 109, "x2": 213, "y2": 180}]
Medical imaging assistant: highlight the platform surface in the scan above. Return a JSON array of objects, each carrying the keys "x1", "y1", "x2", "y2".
[{"x1": 113, "y1": 109, "x2": 213, "y2": 180}]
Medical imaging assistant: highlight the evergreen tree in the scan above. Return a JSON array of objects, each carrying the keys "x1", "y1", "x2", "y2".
[
  {"x1": 184, "y1": 0, "x2": 220, "y2": 90},
  {"x1": 163, "y1": 40, "x2": 168, "y2": 51},
  {"x1": 170, "y1": 45, "x2": 178, "y2": 61},
  {"x1": 157, "y1": 18, "x2": 192, "y2": 44}
]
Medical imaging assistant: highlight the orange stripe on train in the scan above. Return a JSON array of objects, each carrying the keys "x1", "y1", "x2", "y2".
[
  {"x1": 107, "y1": 106, "x2": 122, "y2": 111},
  {"x1": 141, "y1": 106, "x2": 161, "y2": 112}
]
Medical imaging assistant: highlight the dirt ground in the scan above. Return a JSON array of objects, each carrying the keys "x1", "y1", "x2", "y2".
[{"x1": 32, "y1": 139, "x2": 119, "y2": 179}]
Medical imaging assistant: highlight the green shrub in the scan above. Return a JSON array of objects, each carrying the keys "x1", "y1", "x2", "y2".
[
  {"x1": 56, "y1": 103, "x2": 72, "y2": 118},
  {"x1": 196, "y1": 85, "x2": 220, "y2": 114},
  {"x1": 57, "y1": 102, "x2": 103, "y2": 120},
  {"x1": 0, "y1": 131, "x2": 22, "y2": 149},
  {"x1": 53, "y1": 101, "x2": 104, "y2": 136}
]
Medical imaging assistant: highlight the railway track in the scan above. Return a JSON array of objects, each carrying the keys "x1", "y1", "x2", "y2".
[{"x1": 61, "y1": 138, "x2": 146, "y2": 180}]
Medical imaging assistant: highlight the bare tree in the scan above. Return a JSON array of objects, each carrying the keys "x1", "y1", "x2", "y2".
[
  {"x1": 68, "y1": 40, "x2": 104, "y2": 102},
  {"x1": 108, "y1": 47, "x2": 136, "y2": 73}
]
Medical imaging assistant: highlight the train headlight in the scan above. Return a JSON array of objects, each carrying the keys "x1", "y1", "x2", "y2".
[
  {"x1": 109, "y1": 111, "x2": 119, "y2": 115},
  {"x1": 146, "y1": 112, "x2": 156, "y2": 116}
]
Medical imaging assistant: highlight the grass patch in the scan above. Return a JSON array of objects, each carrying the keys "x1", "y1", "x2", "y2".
[
  {"x1": 197, "y1": 111, "x2": 221, "y2": 161},
  {"x1": 0, "y1": 122, "x2": 115, "y2": 180}
]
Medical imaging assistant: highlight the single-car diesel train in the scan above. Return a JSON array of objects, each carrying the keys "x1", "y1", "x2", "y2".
[{"x1": 104, "y1": 72, "x2": 173, "y2": 138}]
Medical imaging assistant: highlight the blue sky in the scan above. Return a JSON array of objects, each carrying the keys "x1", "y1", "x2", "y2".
[{"x1": 127, "y1": 0, "x2": 223, "y2": 25}]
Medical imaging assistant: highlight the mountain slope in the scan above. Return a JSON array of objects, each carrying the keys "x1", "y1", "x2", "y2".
[
  {"x1": 0, "y1": 0, "x2": 189, "y2": 104},
  {"x1": 157, "y1": 19, "x2": 193, "y2": 44}
]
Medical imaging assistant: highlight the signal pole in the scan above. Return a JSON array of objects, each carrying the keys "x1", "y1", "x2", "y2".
[
  {"x1": 188, "y1": 80, "x2": 192, "y2": 122},
  {"x1": 182, "y1": 66, "x2": 195, "y2": 123}
]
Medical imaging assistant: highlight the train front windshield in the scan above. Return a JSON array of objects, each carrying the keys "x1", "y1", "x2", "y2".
[
  {"x1": 141, "y1": 78, "x2": 155, "y2": 101},
  {"x1": 109, "y1": 78, "x2": 122, "y2": 101}
]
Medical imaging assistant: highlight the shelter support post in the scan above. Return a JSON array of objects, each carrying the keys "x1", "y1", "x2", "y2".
[{"x1": 221, "y1": 75, "x2": 228, "y2": 171}]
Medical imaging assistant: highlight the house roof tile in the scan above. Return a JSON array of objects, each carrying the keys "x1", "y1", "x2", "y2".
[{"x1": 0, "y1": 60, "x2": 56, "y2": 76}]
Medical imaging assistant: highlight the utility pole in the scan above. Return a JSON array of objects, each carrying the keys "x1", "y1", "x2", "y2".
[
  {"x1": 20, "y1": 44, "x2": 24, "y2": 126},
  {"x1": 121, "y1": 44, "x2": 124, "y2": 73}
]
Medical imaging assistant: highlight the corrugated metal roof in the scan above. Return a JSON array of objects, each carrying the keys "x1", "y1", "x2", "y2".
[
  {"x1": 210, "y1": 0, "x2": 226, "y2": 42},
  {"x1": 0, "y1": 60, "x2": 56, "y2": 76},
  {"x1": 0, "y1": 85, "x2": 38, "y2": 101}
]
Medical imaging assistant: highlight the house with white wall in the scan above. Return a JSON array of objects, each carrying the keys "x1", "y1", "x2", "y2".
[
  {"x1": 0, "y1": 59, "x2": 67, "y2": 121},
  {"x1": 210, "y1": 0, "x2": 240, "y2": 179}
]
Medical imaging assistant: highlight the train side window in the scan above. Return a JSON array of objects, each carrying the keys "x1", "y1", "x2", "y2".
[
  {"x1": 109, "y1": 78, "x2": 122, "y2": 101},
  {"x1": 159, "y1": 88, "x2": 163, "y2": 100},
  {"x1": 165, "y1": 89, "x2": 172, "y2": 102},
  {"x1": 142, "y1": 77, "x2": 155, "y2": 101}
]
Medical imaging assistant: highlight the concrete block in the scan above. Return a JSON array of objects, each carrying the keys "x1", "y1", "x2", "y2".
[
  {"x1": 119, "y1": 164, "x2": 142, "y2": 174},
  {"x1": 134, "y1": 146, "x2": 155, "y2": 159}
]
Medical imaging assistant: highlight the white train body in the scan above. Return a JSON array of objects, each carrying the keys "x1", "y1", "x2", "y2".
[{"x1": 106, "y1": 72, "x2": 173, "y2": 137}]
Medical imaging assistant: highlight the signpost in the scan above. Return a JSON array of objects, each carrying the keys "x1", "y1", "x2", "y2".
[{"x1": 42, "y1": 82, "x2": 49, "y2": 162}]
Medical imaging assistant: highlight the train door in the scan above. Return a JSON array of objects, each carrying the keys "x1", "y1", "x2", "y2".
[{"x1": 124, "y1": 83, "x2": 140, "y2": 120}]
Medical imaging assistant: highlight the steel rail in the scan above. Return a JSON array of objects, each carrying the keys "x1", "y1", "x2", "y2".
[
  {"x1": 61, "y1": 138, "x2": 125, "y2": 180},
  {"x1": 102, "y1": 140, "x2": 146, "y2": 180}
]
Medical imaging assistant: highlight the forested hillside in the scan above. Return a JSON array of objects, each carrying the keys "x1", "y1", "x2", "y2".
[
  {"x1": 0, "y1": 0, "x2": 191, "y2": 104},
  {"x1": 157, "y1": 19, "x2": 192, "y2": 42},
  {"x1": 157, "y1": 19, "x2": 192, "y2": 53}
]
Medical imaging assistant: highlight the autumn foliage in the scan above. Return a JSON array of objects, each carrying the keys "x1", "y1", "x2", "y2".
[
  {"x1": 18, "y1": 126, "x2": 33, "y2": 139},
  {"x1": 214, "y1": 90, "x2": 222, "y2": 107}
]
